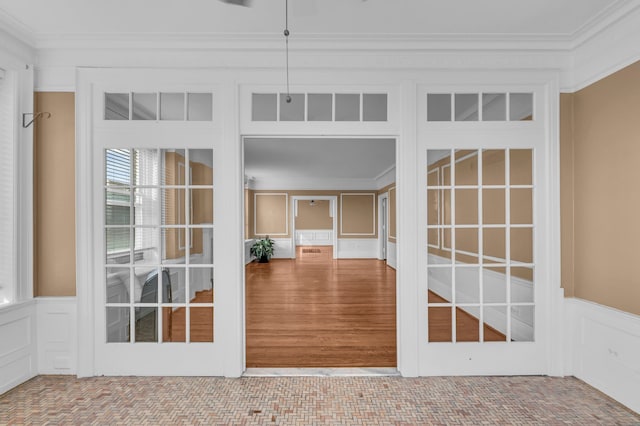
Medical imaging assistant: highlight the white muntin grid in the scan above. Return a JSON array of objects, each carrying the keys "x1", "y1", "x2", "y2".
[
  {"x1": 426, "y1": 92, "x2": 533, "y2": 122},
  {"x1": 251, "y1": 92, "x2": 389, "y2": 123},
  {"x1": 104, "y1": 92, "x2": 214, "y2": 122},
  {"x1": 426, "y1": 148, "x2": 535, "y2": 343},
  {"x1": 104, "y1": 148, "x2": 215, "y2": 344}
]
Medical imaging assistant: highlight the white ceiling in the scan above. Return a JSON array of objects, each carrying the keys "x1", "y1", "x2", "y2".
[
  {"x1": 244, "y1": 138, "x2": 395, "y2": 187},
  {"x1": 0, "y1": 0, "x2": 626, "y2": 41}
]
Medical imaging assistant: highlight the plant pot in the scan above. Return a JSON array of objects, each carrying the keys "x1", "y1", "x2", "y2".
[{"x1": 258, "y1": 255, "x2": 270, "y2": 263}]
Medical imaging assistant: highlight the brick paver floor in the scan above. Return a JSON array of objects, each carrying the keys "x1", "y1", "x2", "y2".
[{"x1": 1, "y1": 375, "x2": 638, "y2": 425}]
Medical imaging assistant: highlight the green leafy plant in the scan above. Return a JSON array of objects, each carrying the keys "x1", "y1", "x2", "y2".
[{"x1": 250, "y1": 236, "x2": 275, "y2": 262}]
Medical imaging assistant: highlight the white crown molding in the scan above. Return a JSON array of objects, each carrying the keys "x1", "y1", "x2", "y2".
[
  {"x1": 31, "y1": 32, "x2": 579, "y2": 52},
  {"x1": 21, "y1": 1, "x2": 635, "y2": 53},
  {"x1": 568, "y1": 0, "x2": 639, "y2": 49},
  {"x1": 375, "y1": 165, "x2": 396, "y2": 189},
  {"x1": 563, "y1": 2, "x2": 640, "y2": 92},
  {"x1": 3, "y1": 0, "x2": 639, "y2": 92},
  {"x1": 0, "y1": 26, "x2": 35, "y2": 67},
  {"x1": 250, "y1": 176, "x2": 381, "y2": 191},
  {"x1": 0, "y1": 8, "x2": 36, "y2": 47}
]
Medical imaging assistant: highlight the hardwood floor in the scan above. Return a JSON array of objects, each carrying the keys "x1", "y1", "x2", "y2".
[
  {"x1": 245, "y1": 246, "x2": 397, "y2": 368},
  {"x1": 428, "y1": 291, "x2": 506, "y2": 342},
  {"x1": 155, "y1": 246, "x2": 503, "y2": 357},
  {"x1": 162, "y1": 290, "x2": 214, "y2": 343}
]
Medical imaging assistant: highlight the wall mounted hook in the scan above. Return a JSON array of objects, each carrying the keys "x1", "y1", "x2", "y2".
[{"x1": 22, "y1": 112, "x2": 51, "y2": 128}]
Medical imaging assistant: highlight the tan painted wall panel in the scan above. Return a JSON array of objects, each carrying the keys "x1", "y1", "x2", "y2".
[
  {"x1": 340, "y1": 193, "x2": 376, "y2": 236},
  {"x1": 559, "y1": 93, "x2": 575, "y2": 297},
  {"x1": 296, "y1": 200, "x2": 332, "y2": 230},
  {"x1": 571, "y1": 61, "x2": 640, "y2": 315},
  {"x1": 34, "y1": 92, "x2": 76, "y2": 296},
  {"x1": 250, "y1": 190, "x2": 379, "y2": 239},
  {"x1": 254, "y1": 193, "x2": 288, "y2": 236}
]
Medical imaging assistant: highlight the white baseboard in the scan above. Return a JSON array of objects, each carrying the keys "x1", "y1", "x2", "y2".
[
  {"x1": 565, "y1": 298, "x2": 640, "y2": 414},
  {"x1": 0, "y1": 300, "x2": 37, "y2": 395},
  {"x1": 36, "y1": 297, "x2": 77, "y2": 375},
  {"x1": 244, "y1": 239, "x2": 255, "y2": 264},
  {"x1": 337, "y1": 238, "x2": 378, "y2": 259},
  {"x1": 387, "y1": 241, "x2": 397, "y2": 269}
]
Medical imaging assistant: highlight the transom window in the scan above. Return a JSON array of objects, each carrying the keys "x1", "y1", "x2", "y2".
[
  {"x1": 104, "y1": 92, "x2": 213, "y2": 121},
  {"x1": 105, "y1": 148, "x2": 214, "y2": 343},
  {"x1": 251, "y1": 92, "x2": 388, "y2": 122},
  {"x1": 427, "y1": 92, "x2": 533, "y2": 122}
]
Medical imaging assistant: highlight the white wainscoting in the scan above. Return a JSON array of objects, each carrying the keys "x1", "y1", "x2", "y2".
[
  {"x1": 387, "y1": 241, "x2": 397, "y2": 269},
  {"x1": 244, "y1": 239, "x2": 255, "y2": 264},
  {"x1": 565, "y1": 298, "x2": 640, "y2": 414},
  {"x1": 271, "y1": 238, "x2": 294, "y2": 259},
  {"x1": 36, "y1": 297, "x2": 77, "y2": 375},
  {"x1": 0, "y1": 300, "x2": 37, "y2": 395},
  {"x1": 337, "y1": 238, "x2": 378, "y2": 259},
  {"x1": 427, "y1": 254, "x2": 534, "y2": 342},
  {"x1": 295, "y1": 229, "x2": 333, "y2": 246}
]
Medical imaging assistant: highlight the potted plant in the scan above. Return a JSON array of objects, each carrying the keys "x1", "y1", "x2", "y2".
[{"x1": 250, "y1": 236, "x2": 275, "y2": 263}]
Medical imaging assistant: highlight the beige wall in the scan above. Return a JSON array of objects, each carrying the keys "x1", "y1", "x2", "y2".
[
  {"x1": 427, "y1": 150, "x2": 533, "y2": 280},
  {"x1": 296, "y1": 200, "x2": 332, "y2": 230},
  {"x1": 341, "y1": 194, "x2": 376, "y2": 236},
  {"x1": 163, "y1": 151, "x2": 212, "y2": 259},
  {"x1": 254, "y1": 193, "x2": 288, "y2": 236},
  {"x1": 561, "y1": 61, "x2": 640, "y2": 316},
  {"x1": 377, "y1": 183, "x2": 397, "y2": 243},
  {"x1": 388, "y1": 187, "x2": 396, "y2": 242},
  {"x1": 250, "y1": 190, "x2": 378, "y2": 239},
  {"x1": 34, "y1": 92, "x2": 76, "y2": 296}
]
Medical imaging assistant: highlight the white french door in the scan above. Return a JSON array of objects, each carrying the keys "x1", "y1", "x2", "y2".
[
  {"x1": 90, "y1": 81, "x2": 224, "y2": 375},
  {"x1": 418, "y1": 88, "x2": 551, "y2": 375}
]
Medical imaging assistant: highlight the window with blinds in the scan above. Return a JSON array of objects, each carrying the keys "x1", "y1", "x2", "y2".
[
  {"x1": 105, "y1": 148, "x2": 215, "y2": 343},
  {"x1": 0, "y1": 70, "x2": 14, "y2": 304},
  {"x1": 105, "y1": 149, "x2": 160, "y2": 259}
]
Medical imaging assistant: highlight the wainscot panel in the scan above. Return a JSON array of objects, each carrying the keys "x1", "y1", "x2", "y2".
[
  {"x1": 36, "y1": 297, "x2": 77, "y2": 375},
  {"x1": 565, "y1": 297, "x2": 640, "y2": 414},
  {"x1": 387, "y1": 241, "x2": 397, "y2": 269},
  {"x1": 337, "y1": 238, "x2": 378, "y2": 259},
  {"x1": 0, "y1": 300, "x2": 37, "y2": 395}
]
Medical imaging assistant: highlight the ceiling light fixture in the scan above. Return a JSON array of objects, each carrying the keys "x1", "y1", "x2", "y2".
[
  {"x1": 284, "y1": 0, "x2": 291, "y2": 103},
  {"x1": 309, "y1": 200, "x2": 316, "y2": 206}
]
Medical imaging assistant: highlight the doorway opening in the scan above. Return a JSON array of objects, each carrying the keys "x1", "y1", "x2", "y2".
[
  {"x1": 290, "y1": 195, "x2": 338, "y2": 262},
  {"x1": 243, "y1": 137, "x2": 397, "y2": 368}
]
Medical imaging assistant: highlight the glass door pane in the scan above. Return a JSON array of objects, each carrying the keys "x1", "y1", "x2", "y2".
[
  {"x1": 427, "y1": 149, "x2": 534, "y2": 343},
  {"x1": 104, "y1": 148, "x2": 215, "y2": 344}
]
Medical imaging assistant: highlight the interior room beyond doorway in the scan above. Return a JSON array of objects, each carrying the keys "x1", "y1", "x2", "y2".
[{"x1": 243, "y1": 137, "x2": 397, "y2": 367}]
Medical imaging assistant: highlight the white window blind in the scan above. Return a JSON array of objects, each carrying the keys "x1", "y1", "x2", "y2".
[
  {"x1": 106, "y1": 149, "x2": 131, "y2": 255},
  {"x1": 105, "y1": 148, "x2": 160, "y2": 260},
  {"x1": 0, "y1": 71, "x2": 15, "y2": 304},
  {"x1": 133, "y1": 149, "x2": 159, "y2": 252}
]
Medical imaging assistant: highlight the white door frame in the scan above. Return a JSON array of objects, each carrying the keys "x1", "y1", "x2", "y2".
[
  {"x1": 290, "y1": 195, "x2": 338, "y2": 259},
  {"x1": 378, "y1": 193, "x2": 389, "y2": 260},
  {"x1": 74, "y1": 71, "x2": 562, "y2": 379}
]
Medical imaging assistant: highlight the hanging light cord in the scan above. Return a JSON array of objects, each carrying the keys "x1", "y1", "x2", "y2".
[{"x1": 284, "y1": 0, "x2": 291, "y2": 103}]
